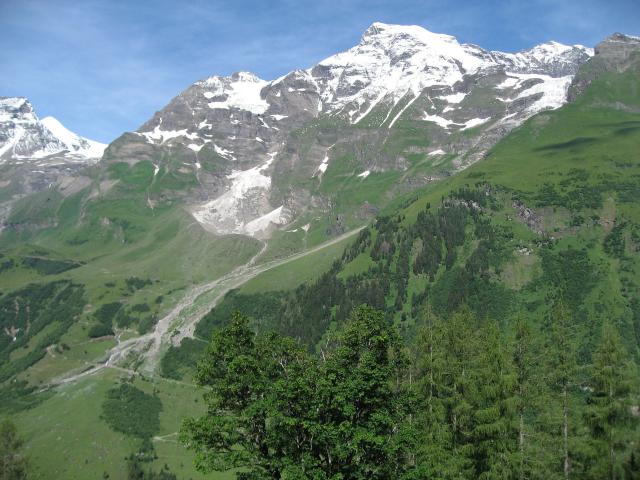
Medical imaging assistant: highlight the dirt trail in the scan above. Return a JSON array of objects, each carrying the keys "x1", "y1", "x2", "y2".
[{"x1": 48, "y1": 228, "x2": 362, "y2": 388}]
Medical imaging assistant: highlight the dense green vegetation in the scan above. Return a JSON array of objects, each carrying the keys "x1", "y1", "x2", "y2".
[
  {"x1": 0, "y1": 420, "x2": 28, "y2": 479},
  {"x1": 184, "y1": 305, "x2": 638, "y2": 479},
  {"x1": 182, "y1": 307, "x2": 413, "y2": 479},
  {"x1": 101, "y1": 383, "x2": 163, "y2": 441},
  {"x1": 0, "y1": 281, "x2": 86, "y2": 383}
]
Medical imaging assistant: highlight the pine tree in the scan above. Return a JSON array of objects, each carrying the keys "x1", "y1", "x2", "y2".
[
  {"x1": 623, "y1": 441, "x2": 640, "y2": 480},
  {"x1": 584, "y1": 323, "x2": 638, "y2": 480},
  {"x1": 413, "y1": 305, "x2": 459, "y2": 478},
  {"x1": 511, "y1": 314, "x2": 551, "y2": 479},
  {"x1": 440, "y1": 307, "x2": 479, "y2": 478},
  {"x1": 471, "y1": 320, "x2": 517, "y2": 480},
  {"x1": 546, "y1": 296, "x2": 579, "y2": 479}
]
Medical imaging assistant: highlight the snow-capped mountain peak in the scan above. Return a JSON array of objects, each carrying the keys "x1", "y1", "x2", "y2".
[
  {"x1": 41, "y1": 116, "x2": 107, "y2": 159},
  {"x1": 195, "y1": 71, "x2": 269, "y2": 115},
  {"x1": 0, "y1": 96, "x2": 106, "y2": 162},
  {"x1": 128, "y1": 22, "x2": 597, "y2": 239}
]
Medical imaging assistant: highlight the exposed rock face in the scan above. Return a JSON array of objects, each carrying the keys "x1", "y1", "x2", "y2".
[
  {"x1": 101, "y1": 23, "x2": 600, "y2": 238},
  {"x1": 568, "y1": 33, "x2": 640, "y2": 101},
  {"x1": 594, "y1": 33, "x2": 640, "y2": 68},
  {"x1": 0, "y1": 97, "x2": 105, "y2": 162},
  {"x1": 0, "y1": 97, "x2": 106, "y2": 229}
]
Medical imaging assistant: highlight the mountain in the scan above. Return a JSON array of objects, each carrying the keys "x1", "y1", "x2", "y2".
[
  {"x1": 0, "y1": 97, "x2": 105, "y2": 162},
  {"x1": 0, "y1": 97, "x2": 106, "y2": 229},
  {"x1": 0, "y1": 25, "x2": 639, "y2": 479},
  {"x1": 103, "y1": 22, "x2": 592, "y2": 240}
]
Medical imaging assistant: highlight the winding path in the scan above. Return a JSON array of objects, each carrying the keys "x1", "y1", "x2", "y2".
[{"x1": 47, "y1": 227, "x2": 363, "y2": 388}]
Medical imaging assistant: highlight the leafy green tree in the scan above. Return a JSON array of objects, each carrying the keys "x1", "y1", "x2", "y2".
[
  {"x1": 584, "y1": 323, "x2": 638, "y2": 480},
  {"x1": 0, "y1": 420, "x2": 28, "y2": 480},
  {"x1": 313, "y1": 305, "x2": 414, "y2": 479},
  {"x1": 181, "y1": 306, "x2": 415, "y2": 479},
  {"x1": 181, "y1": 311, "x2": 309, "y2": 477}
]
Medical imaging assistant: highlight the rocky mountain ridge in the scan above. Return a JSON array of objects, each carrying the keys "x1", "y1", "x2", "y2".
[
  {"x1": 107, "y1": 22, "x2": 595, "y2": 239},
  {"x1": 0, "y1": 97, "x2": 106, "y2": 229},
  {"x1": 0, "y1": 97, "x2": 105, "y2": 162}
]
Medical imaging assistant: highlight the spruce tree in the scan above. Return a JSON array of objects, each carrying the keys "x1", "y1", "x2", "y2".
[
  {"x1": 471, "y1": 320, "x2": 517, "y2": 480},
  {"x1": 440, "y1": 307, "x2": 478, "y2": 478},
  {"x1": 584, "y1": 323, "x2": 638, "y2": 480},
  {"x1": 546, "y1": 296, "x2": 579, "y2": 479},
  {"x1": 413, "y1": 305, "x2": 459, "y2": 478}
]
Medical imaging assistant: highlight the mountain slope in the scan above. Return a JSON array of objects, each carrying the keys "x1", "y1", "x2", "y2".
[
  {"x1": 103, "y1": 23, "x2": 592, "y2": 242},
  {"x1": 0, "y1": 97, "x2": 106, "y2": 162},
  {"x1": 0, "y1": 97, "x2": 107, "y2": 231},
  {"x1": 185, "y1": 30, "x2": 640, "y2": 355},
  {"x1": 0, "y1": 27, "x2": 638, "y2": 480}
]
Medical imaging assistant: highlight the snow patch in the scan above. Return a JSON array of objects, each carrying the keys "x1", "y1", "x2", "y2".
[
  {"x1": 213, "y1": 144, "x2": 236, "y2": 161},
  {"x1": 142, "y1": 125, "x2": 198, "y2": 143},
  {"x1": 460, "y1": 117, "x2": 491, "y2": 130},
  {"x1": 440, "y1": 92, "x2": 466, "y2": 103},
  {"x1": 388, "y1": 94, "x2": 418, "y2": 128},
  {"x1": 512, "y1": 73, "x2": 572, "y2": 113},
  {"x1": 244, "y1": 206, "x2": 287, "y2": 235},
  {"x1": 203, "y1": 72, "x2": 269, "y2": 114},
  {"x1": 191, "y1": 151, "x2": 285, "y2": 236},
  {"x1": 422, "y1": 113, "x2": 452, "y2": 129},
  {"x1": 495, "y1": 76, "x2": 520, "y2": 89},
  {"x1": 428, "y1": 149, "x2": 446, "y2": 156},
  {"x1": 357, "y1": 170, "x2": 370, "y2": 179}
]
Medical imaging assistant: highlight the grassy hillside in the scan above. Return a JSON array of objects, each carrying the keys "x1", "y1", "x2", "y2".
[
  {"x1": 180, "y1": 50, "x2": 640, "y2": 364},
  {"x1": 1, "y1": 43, "x2": 639, "y2": 479}
]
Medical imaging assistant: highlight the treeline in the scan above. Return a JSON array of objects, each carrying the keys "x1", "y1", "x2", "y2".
[
  {"x1": 181, "y1": 304, "x2": 639, "y2": 479},
  {"x1": 165, "y1": 184, "x2": 639, "y2": 387}
]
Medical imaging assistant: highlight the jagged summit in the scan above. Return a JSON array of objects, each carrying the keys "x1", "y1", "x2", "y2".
[
  {"x1": 125, "y1": 23, "x2": 598, "y2": 239},
  {"x1": 0, "y1": 96, "x2": 106, "y2": 162},
  {"x1": 360, "y1": 22, "x2": 461, "y2": 47}
]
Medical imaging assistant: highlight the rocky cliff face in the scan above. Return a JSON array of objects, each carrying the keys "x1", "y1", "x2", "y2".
[
  {"x1": 568, "y1": 33, "x2": 640, "y2": 102},
  {"x1": 0, "y1": 97, "x2": 106, "y2": 229},
  {"x1": 86, "y1": 24, "x2": 598, "y2": 238},
  {"x1": 0, "y1": 97, "x2": 105, "y2": 162}
]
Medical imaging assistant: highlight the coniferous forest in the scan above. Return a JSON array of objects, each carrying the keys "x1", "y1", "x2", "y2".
[
  {"x1": 176, "y1": 186, "x2": 640, "y2": 480},
  {"x1": 181, "y1": 305, "x2": 638, "y2": 479}
]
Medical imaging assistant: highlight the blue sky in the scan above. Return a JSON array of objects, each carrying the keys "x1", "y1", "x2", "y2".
[{"x1": 1, "y1": 0, "x2": 638, "y2": 143}]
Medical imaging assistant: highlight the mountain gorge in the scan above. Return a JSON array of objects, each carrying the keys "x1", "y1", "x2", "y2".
[{"x1": 0, "y1": 23, "x2": 639, "y2": 480}]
